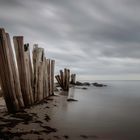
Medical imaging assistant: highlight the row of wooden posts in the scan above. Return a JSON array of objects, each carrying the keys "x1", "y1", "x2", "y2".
[
  {"x1": 0, "y1": 28, "x2": 55, "y2": 113},
  {"x1": 55, "y1": 69, "x2": 76, "y2": 91}
]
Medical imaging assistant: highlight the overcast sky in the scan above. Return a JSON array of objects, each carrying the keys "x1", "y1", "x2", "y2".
[{"x1": 0, "y1": 0, "x2": 140, "y2": 80}]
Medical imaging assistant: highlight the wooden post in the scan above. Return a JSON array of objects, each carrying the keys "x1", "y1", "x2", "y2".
[
  {"x1": 66, "y1": 69, "x2": 70, "y2": 91},
  {"x1": 43, "y1": 58, "x2": 49, "y2": 98},
  {"x1": 71, "y1": 74, "x2": 76, "y2": 84},
  {"x1": 32, "y1": 45, "x2": 44, "y2": 102},
  {"x1": 24, "y1": 44, "x2": 34, "y2": 89},
  {"x1": 13, "y1": 36, "x2": 33, "y2": 106},
  {"x1": 64, "y1": 68, "x2": 67, "y2": 90},
  {"x1": 0, "y1": 28, "x2": 21, "y2": 112},
  {"x1": 24, "y1": 44, "x2": 34, "y2": 104},
  {"x1": 60, "y1": 70, "x2": 64, "y2": 89},
  {"x1": 55, "y1": 75, "x2": 63, "y2": 88},
  {"x1": 73, "y1": 74, "x2": 76, "y2": 84},
  {"x1": 38, "y1": 59, "x2": 45, "y2": 101},
  {"x1": 6, "y1": 33, "x2": 24, "y2": 108},
  {"x1": 47, "y1": 59, "x2": 51, "y2": 96},
  {"x1": 51, "y1": 60, "x2": 55, "y2": 95}
]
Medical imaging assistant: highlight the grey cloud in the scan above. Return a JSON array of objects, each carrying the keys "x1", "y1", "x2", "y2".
[{"x1": 0, "y1": 0, "x2": 140, "y2": 79}]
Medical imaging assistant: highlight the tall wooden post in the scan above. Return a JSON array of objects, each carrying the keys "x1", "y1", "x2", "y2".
[
  {"x1": 0, "y1": 28, "x2": 22, "y2": 112},
  {"x1": 13, "y1": 36, "x2": 33, "y2": 106},
  {"x1": 38, "y1": 59, "x2": 45, "y2": 101},
  {"x1": 47, "y1": 59, "x2": 51, "y2": 96},
  {"x1": 23, "y1": 43, "x2": 34, "y2": 104},
  {"x1": 43, "y1": 58, "x2": 49, "y2": 98},
  {"x1": 6, "y1": 33, "x2": 24, "y2": 108},
  {"x1": 32, "y1": 45, "x2": 44, "y2": 102},
  {"x1": 50, "y1": 60, "x2": 55, "y2": 95},
  {"x1": 24, "y1": 44, "x2": 34, "y2": 89}
]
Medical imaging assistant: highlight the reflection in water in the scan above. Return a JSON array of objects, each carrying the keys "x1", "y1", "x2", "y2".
[{"x1": 68, "y1": 87, "x2": 75, "y2": 99}]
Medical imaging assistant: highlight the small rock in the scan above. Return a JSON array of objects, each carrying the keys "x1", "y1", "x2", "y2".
[{"x1": 67, "y1": 98, "x2": 78, "y2": 102}]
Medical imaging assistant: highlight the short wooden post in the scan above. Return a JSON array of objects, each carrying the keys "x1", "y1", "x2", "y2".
[
  {"x1": 13, "y1": 36, "x2": 33, "y2": 106},
  {"x1": 60, "y1": 70, "x2": 64, "y2": 88},
  {"x1": 0, "y1": 28, "x2": 21, "y2": 112},
  {"x1": 66, "y1": 69, "x2": 70, "y2": 91},
  {"x1": 70, "y1": 74, "x2": 76, "y2": 84}
]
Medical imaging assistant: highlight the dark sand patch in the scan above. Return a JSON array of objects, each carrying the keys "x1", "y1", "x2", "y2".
[{"x1": 63, "y1": 135, "x2": 69, "y2": 139}]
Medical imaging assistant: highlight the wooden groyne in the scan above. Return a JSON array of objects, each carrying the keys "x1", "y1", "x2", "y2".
[
  {"x1": 55, "y1": 69, "x2": 76, "y2": 91},
  {"x1": 0, "y1": 28, "x2": 55, "y2": 113}
]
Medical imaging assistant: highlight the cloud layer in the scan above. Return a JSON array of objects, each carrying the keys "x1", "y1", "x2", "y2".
[{"x1": 0, "y1": 0, "x2": 140, "y2": 80}]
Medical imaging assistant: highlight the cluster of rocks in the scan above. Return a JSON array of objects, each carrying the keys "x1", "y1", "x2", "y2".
[
  {"x1": 74, "y1": 81, "x2": 107, "y2": 87},
  {"x1": 75, "y1": 81, "x2": 90, "y2": 86},
  {"x1": 92, "y1": 82, "x2": 107, "y2": 87},
  {"x1": 54, "y1": 81, "x2": 107, "y2": 91}
]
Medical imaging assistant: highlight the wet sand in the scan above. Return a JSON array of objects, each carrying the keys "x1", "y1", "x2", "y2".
[
  {"x1": 0, "y1": 88, "x2": 99, "y2": 140},
  {"x1": 0, "y1": 81, "x2": 140, "y2": 140}
]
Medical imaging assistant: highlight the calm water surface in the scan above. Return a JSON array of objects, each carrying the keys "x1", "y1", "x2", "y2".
[{"x1": 48, "y1": 81, "x2": 140, "y2": 140}]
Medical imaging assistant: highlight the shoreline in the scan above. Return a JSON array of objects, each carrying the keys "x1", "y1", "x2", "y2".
[{"x1": 0, "y1": 90, "x2": 96, "y2": 140}]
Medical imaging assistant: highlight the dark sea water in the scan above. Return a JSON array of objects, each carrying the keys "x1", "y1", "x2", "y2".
[{"x1": 48, "y1": 80, "x2": 140, "y2": 140}]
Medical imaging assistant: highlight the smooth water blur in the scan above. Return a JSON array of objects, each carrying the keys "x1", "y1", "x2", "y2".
[{"x1": 48, "y1": 81, "x2": 140, "y2": 140}]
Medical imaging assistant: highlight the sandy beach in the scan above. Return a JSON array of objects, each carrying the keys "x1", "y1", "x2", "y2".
[
  {"x1": 0, "y1": 81, "x2": 140, "y2": 140},
  {"x1": 0, "y1": 87, "x2": 100, "y2": 140}
]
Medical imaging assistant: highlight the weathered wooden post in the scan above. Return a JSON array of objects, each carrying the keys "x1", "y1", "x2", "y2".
[
  {"x1": 23, "y1": 43, "x2": 34, "y2": 104},
  {"x1": 13, "y1": 36, "x2": 33, "y2": 106},
  {"x1": 32, "y1": 45, "x2": 44, "y2": 102},
  {"x1": 24, "y1": 44, "x2": 34, "y2": 89},
  {"x1": 47, "y1": 59, "x2": 51, "y2": 96},
  {"x1": 0, "y1": 28, "x2": 23, "y2": 113},
  {"x1": 6, "y1": 33, "x2": 24, "y2": 108},
  {"x1": 38, "y1": 59, "x2": 45, "y2": 101},
  {"x1": 70, "y1": 74, "x2": 76, "y2": 84},
  {"x1": 55, "y1": 75, "x2": 63, "y2": 88},
  {"x1": 43, "y1": 58, "x2": 49, "y2": 98},
  {"x1": 60, "y1": 70, "x2": 64, "y2": 89},
  {"x1": 64, "y1": 69, "x2": 70, "y2": 91},
  {"x1": 67, "y1": 69, "x2": 70, "y2": 90},
  {"x1": 51, "y1": 60, "x2": 55, "y2": 95}
]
